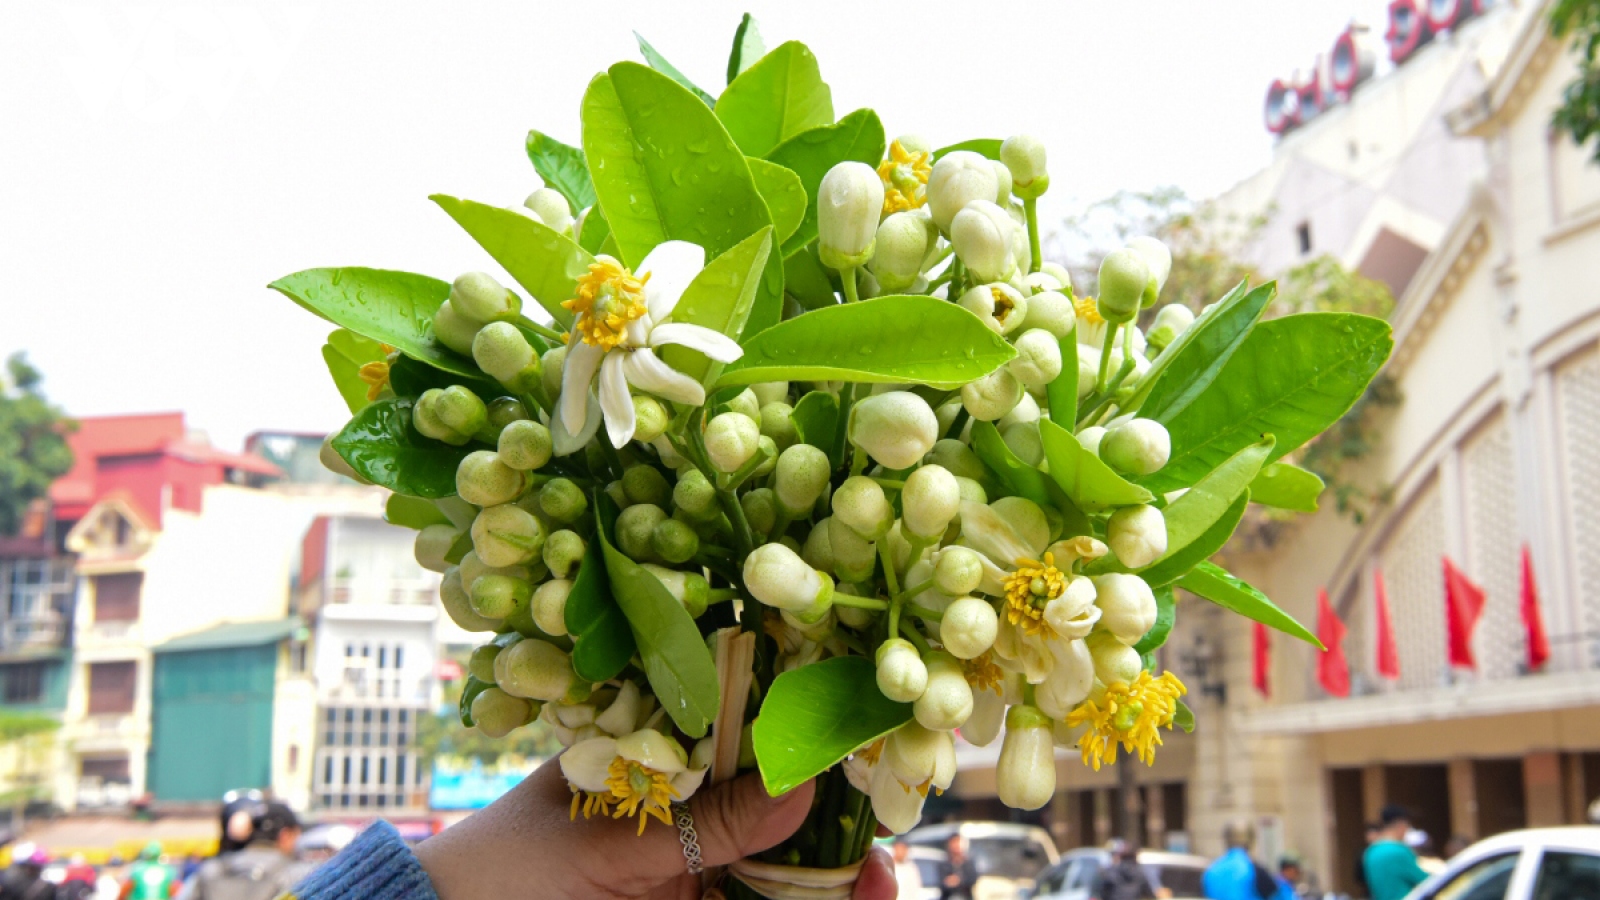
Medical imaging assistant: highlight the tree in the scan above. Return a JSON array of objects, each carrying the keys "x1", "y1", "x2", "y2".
[
  {"x1": 0, "y1": 354, "x2": 74, "y2": 537},
  {"x1": 0, "y1": 711, "x2": 60, "y2": 831},
  {"x1": 1552, "y1": 0, "x2": 1600, "y2": 164}
]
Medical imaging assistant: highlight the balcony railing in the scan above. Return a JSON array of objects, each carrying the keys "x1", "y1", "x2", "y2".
[
  {"x1": 327, "y1": 576, "x2": 437, "y2": 607},
  {"x1": 1, "y1": 558, "x2": 76, "y2": 653},
  {"x1": 323, "y1": 669, "x2": 432, "y2": 704}
]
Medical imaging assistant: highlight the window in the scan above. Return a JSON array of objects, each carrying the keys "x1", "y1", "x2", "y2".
[
  {"x1": 80, "y1": 755, "x2": 131, "y2": 784},
  {"x1": 1296, "y1": 221, "x2": 1313, "y2": 255},
  {"x1": 87, "y1": 660, "x2": 137, "y2": 714},
  {"x1": 287, "y1": 744, "x2": 300, "y2": 774},
  {"x1": 2, "y1": 661, "x2": 46, "y2": 705},
  {"x1": 93, "y1": 572, "x2": 143, "y2": 622},
  {"x1": 1532, "y1": 850, "x2": 1600, "y2": 900},
  {"x1": 1065, "y1": 858, "x2": 1099, "y2": 891},
  {"x1": 1425, "y1": 852, "x2": 1518, "y2": 900}
]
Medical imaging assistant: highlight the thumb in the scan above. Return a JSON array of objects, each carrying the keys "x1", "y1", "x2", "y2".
[{"x1": 682, "y1": 774, "x2": 816, "y2": 869}]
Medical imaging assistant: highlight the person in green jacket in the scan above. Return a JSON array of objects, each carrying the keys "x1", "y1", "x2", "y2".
[
  {"x1": 123, "y1": 842, "x2": 176, "y2": 900},
  {"x1": 1363, "y1": 805, "x2": 1430, "y2": 900}
]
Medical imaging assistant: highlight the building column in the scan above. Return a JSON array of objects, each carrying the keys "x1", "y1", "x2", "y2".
[
  {"x1": 1563, "y1": 754, "x2": 1589, "y2": 825},
  {"x1": 1362, "y1": 764, "x2": 1386, "y2": 823},
  {"x1": 1524, "y1": 752, "x2": 1565, "y2": 827},
  {"x1": 1448, "y1": 759, "x2": 1477, "y2": 839}
]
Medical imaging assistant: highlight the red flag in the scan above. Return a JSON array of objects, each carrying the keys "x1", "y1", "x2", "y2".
[
  {"x1": 1316, "y1": 588, "x2": 1350, "y2": 697},
  {"x1": 1373, "y1": 569, "x2": 1401, "y2": 680},
  {"x1": 1443, "y1": 557, "x2": 1485, "y2": 669},
  {"x1": 1253, "y1": 621, "x2": 1271, "y2": 698},
  {"x1": 1520, "y1": 545, "x2": 1550, "y2": 671}
]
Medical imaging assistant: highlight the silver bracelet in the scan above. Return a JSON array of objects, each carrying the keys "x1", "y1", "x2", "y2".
[{"x1": 671, "y1": 802, "x2": 704, "y2": 875}]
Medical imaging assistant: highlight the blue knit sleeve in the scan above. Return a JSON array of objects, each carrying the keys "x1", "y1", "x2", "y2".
[{"x1": 287, "y1": 821, "x2": 438, "y2": 900}]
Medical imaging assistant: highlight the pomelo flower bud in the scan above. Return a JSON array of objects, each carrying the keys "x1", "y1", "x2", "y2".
[
  {"x1": 543, "y1": 529, "x2": 586, "y2": 579},
  {"x1": 801, "y1": 518, "x2": 835, "y2": 574},
  {"x1": 495, "y1": 637, "x2": 578, "y2": 702},
  {"x1": 999, "y1": 392, "x2": 1041, "y2": 429},
  {"x1": 413, "y1": 524, "x2": 457, "y2": 574},
  {"x1": 876, "y1": 638, "x2": 929, "y2": 702},
  {"x1": 774, "y1": 444, "x2": 831, "y2": 515},
  {"x1": 458, "y1": 550, "x2": 530, "y2": 595},
  {"x1": 1019, "y1": 290, "x2": 1076, "y2": 339},
  {"x1": 741, "y1": 488, "x2": 778, "y2": 538},
  {"x1": 927, "y1": 439, "x2": 987, "y2": 483},
  {"x1": 728, "y1": 388, "x2": 761, "y2": 422},
  {"x1": 996, "y1": 705, "x2": 1055, "y2": 810},
  {"x1": 651, "y1": 518, "x2": 700, "y2": 565},
  {"x1": 538, "y1": 477, "x2": 588, "y2": 523},
  {"x1": 497, "y1": 420, "x2": 552, "y2": 471},
  {"x1": 449, "y1": 271, "x2": 521, "y2": 326},
  {"x1": 928, "y1": 151, "x2": 1000, "y2": 233},
  {"x1": 471, "y1": 504, "x2": 545, "y2": 568},
  {"x1": 471, "y1": 573, "x2": 531, "y2": 619},
  {"x1": 468, "y1": 643, "x2": 502, "y2": 683},
  {"x1": 914, "y1": 652, "x2": 974, "y2": 731},
  {"x1": 961, "y1": 367, "x2": 1024, "y2": 422},
  {"x1": 868, "y1": 212, "x2": 934, "y2": 293},
  {"x1": 540, "y1": 345, "x2": 567, "y2": 401},
  {"x1": 642, "y1": 565, "x2": 711, "y2": 618},
  {"x1": 1009, "y1": 329, "x2": 1064, "y2": 387},
  {"x1": 743, "y1": 542, "x2": 834, "y2": 622},
  {"x1": 989, "y1": 160, "x2": 1013, "y2": 203},
  {"x1": 1086, "y1": 630, "x2": 1143, "y2": 685},
  {"x1": 1036, "y1": 639, "x2": 1095, "y2": 719},
  {"x1": 440, "y1": 567, "x2": 499, "y2": 632},
  {"x1": 416, "y1": 386, "x2": 486, "y2": 446},
  {"x1": 673, "y1": 469, "x2": 718, "y2": 521},
  {"x1": 957, "y1": 283, "x2": 1029, "y2": 336},
  {"x1": 848, "y1": 391, "x2": 939, "y2": 470},
  {"x1": 616, "y1": 503, "x2": 667, "y2": 562},
  {"x1": 1092, "y1": 572, "x2": 1159, "y2": 644},
  {"x1": 1146, "y1": 303, "x2": 1195, "y2": 355},
  {"x1": 1001, "y1": 134, "x2": 1049, "y2": 200},
  {"x1": 523, "y1": 188, "x2": 573, "y2": 234},
  {"x1": 752, "y1": 382, "x2": 790, "y2": 406},
  {"x1": 457, "y1": 451, "x2": 529, "y2": 508},
  {"x1": 950, "y1": 200, "x2": 1017, "y2": 283},
  {"x1": 319, "y1": 436, "x2": 367, "y2": 482},
  {"x1": 622, "y1": 465, "x2": 671, "y2": 508},
  {"x1": 432, "y1": 301, "x2": 481, "y2": 356},
  {"x1": 1002, "y1": 422, "x2": 1044, "y2": 467},
  {"x1": 827, "y1": 517, "x2": 877, "y2": 583},
  {"x1": 473, "y1": 322, "x2": 541, "y2": 392},
  {"x1": 1126, "y1": 235, "x2": 1172, "y2": 308},
  {"x1": 705, "y1": 412, "x2": 761, "y2": 474},
  {"x1": 1106, "y1": 505, "x2": 1167, "y2": 570},
  {"x1": 1095, "y1": 248, "x2": 1150, "y2": 325},
  {"x1": 902, "y1": 464, "x2": 960, "y2": 541},
  {"x1": 832, "y1": 475, "x2": 894, "y2": 541},
  {"x1": 759, "y1": 401, "x2": 798, "y2": 450},
  {"x1": 1100, "y1": 418, "x2": 1171, "y2": 475},
  {"x1": 933, "y1": 547, "x2": 984, "y2": 596},
  {"x1": 1022, "y1": 270, "x2": 1064, "y2": 295},
  {"x1": 1076, "y1": 425, "x2": 1107, "y2": 457},
  {"x1": 940, "y1": 596, "x2": 999, "y2": 660},
  {"x1": 818, "y1": 161, "x2": 885, "y2": 270},
  {"x1": 630, "y1": 394, "x2": 669, "y2": 443},
  {"x1": 532, "y1": 579, "x2": 572, "y2": 637},
  {"x1": 472, "y1": 687, "x2": 534, "y2": 738},
  {"x1": 751, "y1": 436, "x2": 779, "y2": 479}
]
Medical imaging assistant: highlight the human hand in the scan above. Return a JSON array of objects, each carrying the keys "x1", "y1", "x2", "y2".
[{"x1": 415, "y1": 756, "x2": 898, "y2": 900}]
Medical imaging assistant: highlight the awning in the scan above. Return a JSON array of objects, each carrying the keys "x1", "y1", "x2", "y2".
[{"x1": 153, "y1": 617, "x2": 305, "y2": 654}]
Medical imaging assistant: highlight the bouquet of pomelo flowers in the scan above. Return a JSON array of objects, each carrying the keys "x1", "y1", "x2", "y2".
[{"x1": 274, "y1": 16, "x2": 1390, "y2": 898}]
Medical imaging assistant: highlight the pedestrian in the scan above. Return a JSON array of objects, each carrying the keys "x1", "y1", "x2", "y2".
[
  {"x1": 1276, "y1": 856, "x2": 1312, "y2": 899},
  {"x1": 1092, "y1": 839, "x2": 1154, "y2": 900},
  {"x1": 941, "y1": 834, "x2": 978, "y2": 900},
  {"x1": 174, "y1": 803, "x2": 310, "y2": 900},
  {"x1": 1353, "y1": 822, "x2": 1378, "y2": 896},
  {"x1": 120, "y1": 843, "x2": 176, "y2": 900},
  {"x1": 891, "y1": 840, "x2": 923, "y2": 900},
  {"x1": 1201, "y1": 822, "x2": 1292, "y2": 900},
  {"x1": 0, "y1": 844, "x2": 57, "y2": 900},
  {"x1": 1361, "y1": 805, "x2": 1430, "y2": 900},
  {"x1": 57, "y1": 855, "x2": 96, "y2": 900}
]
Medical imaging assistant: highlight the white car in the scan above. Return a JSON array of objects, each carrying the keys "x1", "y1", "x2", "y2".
[
  {"x1": 1403, "y1": 826, "x2": 1600, "y2": 900},
  {"x1": 904, "y1": 822, "x2": 1059, "y2": 900},
  {"x1": 1026, "y1": 848, "x2": 1210, "y2": 900}
]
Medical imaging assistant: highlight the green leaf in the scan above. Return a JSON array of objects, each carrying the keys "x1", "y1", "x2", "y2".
[
  {"x1": 330, "y1": 399, "x2": 470, "y2": 499},
  {"x1": 1132, "y1": 585, "x2": 1176, "y2": 655},
  {"x1": 322, "y1": 329, "x2": 387, "y2": 414},
  {"x1": 430, "y1": 194, "x2": 591, "y2": 327},
  {"x1": 1174, "y1": 698, "x2": 1195, "y2": 733},
  {"x1": 1249, "y1": 462, "x2": 1324, "y2": 512},
  {"x1": 634, "y1": 32, "x2": 716, "y2": 108},
  {"x1": 746, "y1": 158, "x2": 807, "y2": 244},
  {"x1": 753, "y1": 656, "x2": 913, "y2": 795},
  {"x1": 384, "y1": 494, "x2": 452, "y2": 530},
  {"x1": 1037, "y1": 418, "x2": 1154, "y2": 512},
  {"x1": 783, "y1": 245, "x2": 837, "y2": 310},
  {"x1": 564, "y1": 515, "x2": 636, "y2": 683},
  {"x1": 1136, "y1": 492, "x2": 1248, "y2": 587},
  {"x1": 386, "y1": 354, "x2": 501, "y2": 402},
  {"x1": 791, "y1": 391, "x2": 840, "y2": 466},
  {"x1": 1156, "y1": 438, "x2": 1272, "y2": 553},
  {"x1": 270, "y1": 268, "x2": 477, "y2": 377},
  {"x1": 970, "y1": 421, "x2": 1052, "y2": 507},
  {"x1": 716, "y1": 295, "x2": 1016, "y2": 389},
  {"x1": 1046, "y1": 334, "x2": 1078, "y2": 426},
  {"x1": 1178, "y1": 561, "x2": 1321, "y2": 649},
  {"x1": 578, "y1": 208, "x2": 611, "y2": 255},
  {"x1": 595, "y1": 495, "x2": 719, "y2": 738},
  {"x1": 1133, "y1": 281, "x2": 1270, "y2": 419},
  {"x1": 459, "y1": 676, "x2": 492, "y2": 727},
  {"x1": 715, "y1": 41, "x2": 833, "y2": 158},
  {"x1": 581, "y1": 65, "x2": 784, "y2": 335},
  {"x1": 659, "y1": 228, "x2": 774, "y2": 386},
  {"x1": 933, "y1": 138, "x2": 1002, "y2": 161},
  {"x1": 525, "y1": 130, "x2": 596, "y2": 212},
  {"x1": 727, "y1": 13, "x2": 765, "y2": 85},
  {"x1": 1146, "y1": 313, "x2": 1393, "y2": 493},
  {"x1": 767, "y1": 109, "x2": 885, "y2": 257}
]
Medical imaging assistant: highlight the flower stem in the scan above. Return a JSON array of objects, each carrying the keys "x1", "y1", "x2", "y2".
[
  {"x1": 707, "y1": 588, "x2": 739, "y2": 604},
  {"x1": 840, "y1": 265, "x2": 862, "y2": 304},
  {"x1": 905, "y1": 603, "x2": 945, "y2": 621},
  {"x1": 869, "y1": 477, "x2": 905, "y2": 489},
  {"x1": 894, "y1": 579, "x2": 935, "y2": 603},
  {"x1": 898, "y1": 619, "x2": 931, "y2": 654},
  {"x1": 1096, "y1": 322, "x2": 1120, "y2": 394},
  {"x1": 832, "y1": 594, "x2": 889, "y2": 611},
  {"x1": 833, "y1": 383, "x2": 857, "y2": 469},
  {"x1": 1024, "y1": 197, "x2": 1042, "y2": 275},
  {"x1": 516, "y1": 315, "x2": 566, "y2": 343}
]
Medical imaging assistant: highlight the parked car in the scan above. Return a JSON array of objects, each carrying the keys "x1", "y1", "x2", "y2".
[
  {"x1": 905, "y1": 822, "x2": 1059, "y2": 900},
  {"x1": 1402, "y1": 826, "x2": 1600, "y2": 900},
  {"x1": 1024, "y1": 847, "x2": 1209, "y2": 900},
  {"x1": 901, "y1": 845, "x2": 951, "y2": 900}
]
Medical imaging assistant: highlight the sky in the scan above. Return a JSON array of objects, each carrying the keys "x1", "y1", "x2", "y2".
[{"x1": 1, "y1": 0, "x2": 1391, "y2": 451}]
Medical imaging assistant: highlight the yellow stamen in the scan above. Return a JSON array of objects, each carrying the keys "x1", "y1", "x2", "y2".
[
  {"x1": 356, "y1": 345, "x2": 397, "y2": 401},
  {"x1": 878, "y1": 140, "x2": 932, "y2": 215},
  {"x1": 604, "y1": 756, "x2": 679, "y2": 835},
  {"x1": 1064, "y1": 671, "x2": 1188, "y2": 771},
  {"x1": 961, "y1": 652, "x2": 1004, "y2": 693},
  {"x1": 1074, "y1": 295, "x2": 1105, "y2": 327},
  {"x1": 562, "y1": 257, "x2": 651, "y2": 351},
  {"x1": 568, "y1": 785, "x2": 615, "y2": 821},
  {"x1": 1001, "y1": 553, "x2": 1068, "y2": 639},
  {"x1": 857, "y1": 738, "x2": 885, "y2": 766},
  {"x1": 990, "y1": 286, "x2": 1017, "y2": 324}
]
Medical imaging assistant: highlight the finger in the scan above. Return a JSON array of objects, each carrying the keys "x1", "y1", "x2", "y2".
[
  {"x1": 875, "y1": 824, "x2": 893, "y2": 838},
  {"x1": 688, "y1": 774, "x2": 817, "y2": 868},
  {"x1": 853, "y1": 846, "x2": 897, "y2": 900}
]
